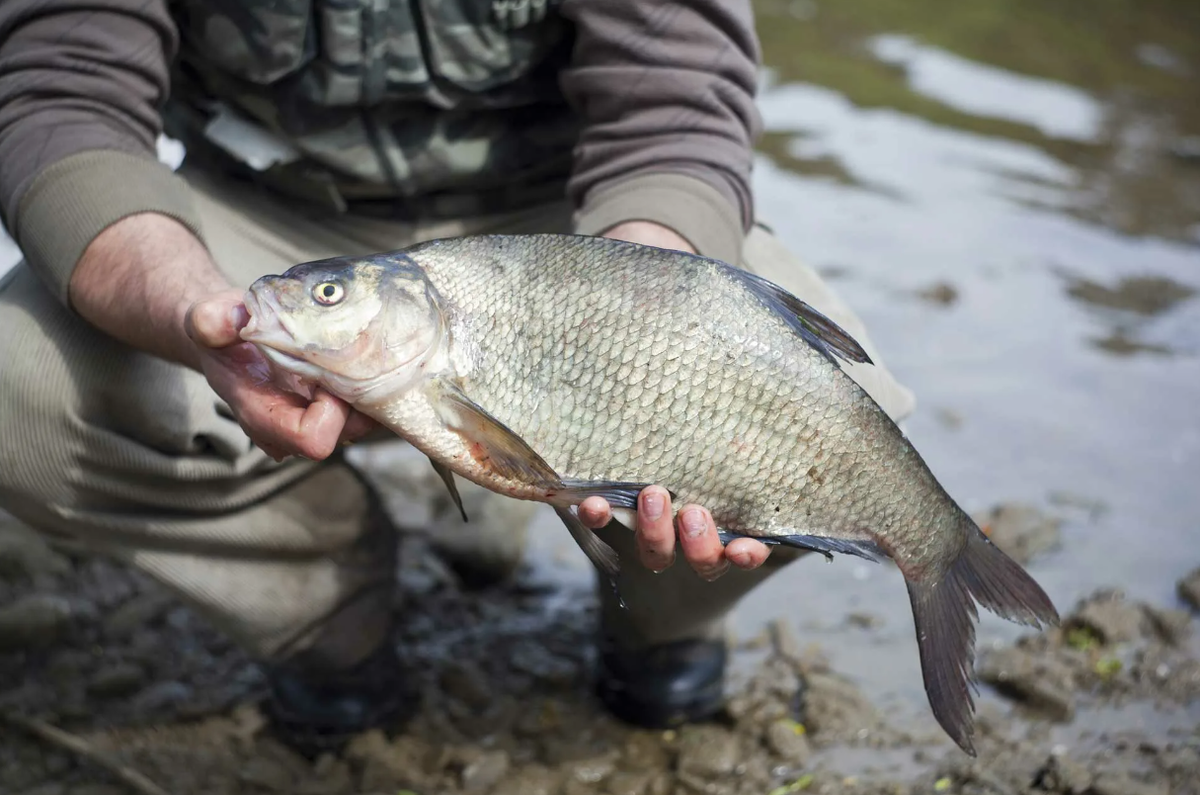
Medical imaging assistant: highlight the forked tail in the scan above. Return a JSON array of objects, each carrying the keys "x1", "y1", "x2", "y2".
[{"x1": 906, "y1": 523, "x2": 1059, "y2": 756}]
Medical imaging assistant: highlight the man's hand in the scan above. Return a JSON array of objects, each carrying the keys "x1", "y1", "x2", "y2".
[
  {"x1": 584, "y1": 221, "x2": 771, "y2": 580},
  {"x1": 69, "y1": 213, "x2": 374, "y2": 462},
  {"x1": 576, "y1": 488, "x2": 771, "y2": 580},
  {"x1": 185, "y1": 291, "x2": 378, "y2": 461}
]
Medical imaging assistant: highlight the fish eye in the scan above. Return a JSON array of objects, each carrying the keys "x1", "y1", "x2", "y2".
[{"x1": 312, "y1": 281, "x2": 345, "y2": 306}]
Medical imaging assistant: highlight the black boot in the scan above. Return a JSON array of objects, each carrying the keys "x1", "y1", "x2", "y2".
[
  {"x1": 263, "y1": 641, "x2": 416, "y2": 758},
  {"x1": 594, "y1": 635, "x2": 727, "y2": 728}
]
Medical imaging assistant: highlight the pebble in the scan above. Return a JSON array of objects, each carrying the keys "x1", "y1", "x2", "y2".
[
  {"x1": 765, "y1": 719, "x2": 812, "y2": 765},
  {"x1": 974, "y1": 503, "x2": 1061, "y2": 565},
  {"x1": 1089, "y1": 772, "x2": 1169, "y2": 795},
  {"x1": 676, "y1": 725, "x2": 739, "y2": 780},
  {"x1": 296, "y1": 755, "x2": 354, "y2": 795},
  {"x1": 491, "y1": 765, "x2": 559, "y2": 795},
  {"x1": 102, "y1": 591, "x2": 175, "y2": 640},
  {"x1": 1178, "y1": 567, "x2": 1200, "y2": 611},
  {"x1": 86, "y1": 661, "x2": 147, "y2": 697},
  {"x1": 978, "y1": 648, "x2": 1075, "y2": 721},
  {"x1": 460, "y1": 750, "x2": 511, "y2": 792},
  {"x1": 0, "y1": 594, "x2": 72, "y2": 651},
  {"x1": 439, "y1": 660, "x2": 492, "y2": 710},
  {"x1": 238, "y1": 756, "x2": 295, "y2": 792},
  {"x1": 605, "y1": 770, "x2": 655, "y2": 795},
  {"x1": 1142, "y1": 605, "x2": 1192, "y2": 645},
  {"x1": 1068, "y1": 595, "x2": 1145, "y2": 644},
  {"x1": 566, "y1": 753, "x2": 618, "y2": 786},
  {"x1": 1034, "y1": 754, "x2": 1092, "y2": 794},
  {"x1": 129, "y1": 680, "x2": 193, "y2": 713}
]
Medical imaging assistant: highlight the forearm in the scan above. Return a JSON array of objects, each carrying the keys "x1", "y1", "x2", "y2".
[
  {"x1": 559, "y1": 0, "x2": 762, "y2": 264},
  {"x1": 68, "y1": 213, "x2": 230, "y2": 370}
]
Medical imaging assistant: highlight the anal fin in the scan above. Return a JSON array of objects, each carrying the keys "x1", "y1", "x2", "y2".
[
  {"x1": 430, "y1": 459, "x2": 468, "y2": 521},
  {"x1": 717, "y1": 530, "x2": 882, "y2": 563},
  {"x1": 554, "y1": 506, "x2": 622, "y2": 579}
]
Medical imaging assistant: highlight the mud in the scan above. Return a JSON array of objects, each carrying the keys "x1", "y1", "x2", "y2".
[{"x1": 1, "y1": 508, "x2": 1197, "y2": 795}]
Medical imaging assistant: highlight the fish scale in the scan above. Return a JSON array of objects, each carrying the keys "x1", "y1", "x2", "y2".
[{"x1": 241, "y1": 232, "x2": 1059, "y2": 756}]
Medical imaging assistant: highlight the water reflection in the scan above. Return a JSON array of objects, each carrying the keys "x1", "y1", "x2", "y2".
[{"x1": 753, "y1": 0, "x2": 1200, "y2": 242}]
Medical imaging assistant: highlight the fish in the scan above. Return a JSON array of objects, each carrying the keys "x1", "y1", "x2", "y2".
[{"x1": 239, "y1": 233, "x2": 1059, "y2": 755}]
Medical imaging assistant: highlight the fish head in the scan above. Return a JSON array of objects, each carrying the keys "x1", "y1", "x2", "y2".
[{"x1": 240, "y1": 253, "x2": 444, "y2": 402}]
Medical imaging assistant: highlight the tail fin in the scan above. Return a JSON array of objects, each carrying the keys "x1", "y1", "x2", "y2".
[{"x1": 907, "y1": 528, "x2": 1059, "y2": 756}]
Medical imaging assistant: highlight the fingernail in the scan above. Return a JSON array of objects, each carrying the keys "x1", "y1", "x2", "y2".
[
  {"x1": 230, "y1": 304, "x2": 249, "y2": 331},
  {"x1": 681, "y1": 508, "x2": 706, "y2": 538},
  {"x1": 703, "y1": 561, "x2": 731, "y2": 582},
  {"x1": 642, "y1": 491, "x2": 664, "y2": 521}
]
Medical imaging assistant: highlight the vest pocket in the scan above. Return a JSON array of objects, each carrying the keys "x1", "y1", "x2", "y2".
[
  {"x1": 416, "y1": 0, "x2": 566, "y2": 93},
  {"x1": 177, "y1": 0, "x2": 316, "y2": 85}
]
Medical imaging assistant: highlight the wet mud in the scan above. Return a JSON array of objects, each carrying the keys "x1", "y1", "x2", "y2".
[{"x1": 1, "y1": 509, "x2": 1197, "y2": 795}]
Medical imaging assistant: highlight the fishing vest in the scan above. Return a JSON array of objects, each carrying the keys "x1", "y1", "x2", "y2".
[{"x1": 165, "y1": 0, "x2": 580, "y2": 218}]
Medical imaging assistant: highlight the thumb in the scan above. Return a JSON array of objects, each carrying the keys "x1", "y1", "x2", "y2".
[{"x1": 185, "y1": 290, "x2": 249, "y2": 349}]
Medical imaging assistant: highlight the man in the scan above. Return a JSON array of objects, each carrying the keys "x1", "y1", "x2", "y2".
[{"x1": 0, "y1": 0, "x2": 914, "y2": 754}]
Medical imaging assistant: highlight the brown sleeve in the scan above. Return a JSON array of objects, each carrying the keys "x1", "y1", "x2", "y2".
[
  {"x1": 0, "y1": 0, "x2": 205, "y2": 305},
  {"x1": 558, "y1": 0, "x2": 762, "y2": 265}
]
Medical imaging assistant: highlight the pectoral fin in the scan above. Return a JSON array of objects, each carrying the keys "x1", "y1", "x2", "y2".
[
  {"x1": 426, "y1": 377, "x2": 561, "y2": 489},
  {"x1": 429, "y1": 459, "x2": 468, "y2": 522}
]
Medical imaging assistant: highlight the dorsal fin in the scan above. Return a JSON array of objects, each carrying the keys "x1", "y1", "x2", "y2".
[{"x1": 723, "y1": 265, "x2": 873, "y2": 367}]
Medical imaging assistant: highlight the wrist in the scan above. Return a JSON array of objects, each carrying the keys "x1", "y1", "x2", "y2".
[
  {"x1": 602, "y1": 221, "x2": 696, "y2": 254},
  {"x1": 69, "y1": 213, "x2": 229, "y2": 369}
]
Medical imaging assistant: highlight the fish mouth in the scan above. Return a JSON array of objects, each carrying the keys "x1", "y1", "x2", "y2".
[{"x1": 240, "y1": 286, "x2": 310, "y2": 366}]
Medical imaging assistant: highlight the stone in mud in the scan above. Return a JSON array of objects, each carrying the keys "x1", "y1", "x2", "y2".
[
  {"x1": 491, "y1": 764, "x2": 559, "y2": 795},
  {"x1": 676, "y1": 725, "x2": 740, "y2": 780},
  {"x1": 129, "y1": 680, "x2": 193, "y2": 713},
  {"x1": 565, "y1": 752, "x2": 619, "y2": 786},
  {"x1": 1178, "y1": 566, "x2": 1200, "y2": 611},
  {"x1": 460, "y1": 749, "x2": 510, "y2": 791},
  {"x1": 295, "y1": 755, "x2": 354, "y2": 795},
  {"x1": 765, "y1": 718, "x2": 812, "y2": 765},
  {"x1": 1142, "y1": 605, "x2": 1192, "y2": 646},
  {"x1": 86, "y1": 661, "x2": 147, "y2": 697},
  {"x1": 238, "y1": 756, "x2": 295, "y2": 792},
  {"x1": 102, "y1": 591, "x2": 175, "y2": 640},
  {"x1": 1066, "y1": 593, "x2": 1145, "y2": 644},
  {"x1": 604, "y1": 770, "x2": 655, "y2": 795},
  {"x1": 973, "y1": 503, "x2": 1061, "y2": 566},
  {"x1": 439, "y1": 659, "x2": 492, "y2": 710},
  {"x1": 1088, "y1": 772, "x2": 1169, "y2": 795},
  {"x1": 978, "y1": 647, "x2": 1075, "y2": 721},
  {"x1": 0, "y1": 594, "x2": 72, "y2": 650},
  {"x1": 1032, "y1": 754, "x2": 1092, "y2": 794},
  {"x1": 348, "y1": 731, "x2": 432, "y2": 791},
  {"x1": 801, "y1": 671, "x2": 882, "y2": 741}
]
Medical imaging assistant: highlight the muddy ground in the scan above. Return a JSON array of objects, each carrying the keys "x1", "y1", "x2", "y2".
[{"x1": 0, "y1": 499, "x2": 1196, "y2": 795}]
